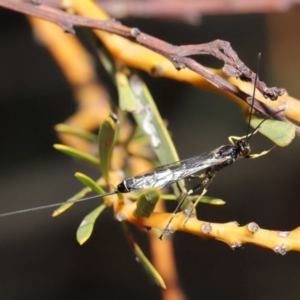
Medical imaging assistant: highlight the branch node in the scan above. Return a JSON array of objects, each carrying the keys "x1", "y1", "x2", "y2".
[
  {"x1": 230, "y1": 242, "x2": 244, "y2": 250},
  {"x1": 59, "y1": 21, "x2": 75, "y2": 34},
  {"x1": 273, "y1": 244, "x2": 288, "y2": 255},
  {"x1": 171, "y1": 56, "x2": 185, "y2": 70},
  {"x1": 130, "y1": 27, "x2": 141, "y2": 38},
  {"x1": 201, "y1": 222, "x2": 212, "y2": 234},
  {"x1": 263, "y1": 87, "x2": 286, "y2": 100},
  {"x1": 278, "y1": 231, "x2": 290, "y2": 238},
  {"x1": 247, "y1": 222, "x2": 259, "y2": 234}
]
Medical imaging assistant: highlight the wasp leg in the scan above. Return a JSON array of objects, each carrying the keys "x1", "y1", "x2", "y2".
[
  {"x1": 229, "y1": 134, "x2": 247, "y2": 145},
  {"x1": 183, "y1": 174, "x2": 216, "y2": 226},
  {"x1": 228, "y1": 128, "x2": 261, "y2": 145},
  {"x1": 159, "y1": 177, "x2": 204, "y2": 240},
  {"x1": 159, "y1": 190, "x2": 189, "y2": 239},
  {"x1": 229, "y1": 135, "x2": 244, "y2": 145},
  {"x1": 175, "y1": 180, "x2": 187, "y2": 193},
  {"x1": 159, "y1": 174, "x2": 205, "y2": 240},
  {"x1": 160, "y1": 171, "x2": 219, "y2": 239},
  {"x1": 174, "y1": 181, "x2": 193, "y2": 212},
  {"x1": 229, "y1": 133, "x2": 276, "y2": 159},
  {"x1": 245, "y1": 145, "x2": 276, "y2": 159},
  {"x1": 186, "y1": 174, "x2": 205, "y2": 179}
]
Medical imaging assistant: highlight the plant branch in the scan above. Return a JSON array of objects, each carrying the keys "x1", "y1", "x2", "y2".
[
  {"x1": 118, "y1": 201, "x2": 300, "y2": 255},
  {"x1": 2, "y1": 0, "x2": 300, "y2": 134},
  {"x1": 1, "y1": 0, "x2": 284, "y2": 101}
]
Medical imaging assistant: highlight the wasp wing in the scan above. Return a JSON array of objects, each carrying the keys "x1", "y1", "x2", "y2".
[{"x1": 125, "y1": 146, "x2": 228, "y2": 192}]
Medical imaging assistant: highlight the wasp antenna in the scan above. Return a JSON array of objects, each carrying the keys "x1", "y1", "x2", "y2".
[
  {"x1": 0, "y1": 191, "x2": 117, "y2": 218},
  {"x1": 246, "y1": 53, "x2": 261, "y2": 142}
]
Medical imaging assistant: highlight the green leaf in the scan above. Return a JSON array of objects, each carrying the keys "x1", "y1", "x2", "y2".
[
  {"x1": 128, "y1": 74, "x2": 183, "y2": 198},
  {"x1": 98, "y1": 116, "x2": 118, "y2": 182},
  {"x1": 130, "y1": 126, "x2": 149, "y2": 143},
  {"x1": 75, "y1": 172, "x2": 106, "y2": 195},
  {"x1": 133, "y1": 188, "x2": 160, "y2": 218},
  {"x1": 111, "y1": 112, "x2": 120, "y2": 145},
  {"x1": 121, "y1": 223, "x2": 166, "y2": 289},
  {"x1": 115, "y1": 71, "x2": 138, "y2": 112},
  {"x1": 54, "y1": 124, "x2": 98, "y2": 142},
  {"x1": 77, "y1": 204, "x2": 106, "y2": 245},
  {"x1": 161, "y1": 194, "x2": 225, "y2": 205},
  {"x1": 129, "y1": 74, "x2": 179, "y2": 165},
  {"x1": 133, "y1": 242, "x2": 166, "y2": 289},
  {"x1": 97, "y1": 47, "x2": 115, "y2": 79},
  {"x1": 53, "y1": 144, "x2": 100, "y2": 166},
  {"x1": 250, "y1": 117, "x2": 295, "y2": 147},
  {"x1": 52, "y1": 187, "x2": 91, "y2": 217},
  {"x1": 188, "y1": 195, "x2": 226, "y2": 205}
]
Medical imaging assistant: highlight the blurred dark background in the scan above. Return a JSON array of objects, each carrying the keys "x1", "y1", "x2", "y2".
[{"x1": 1, "y1": 6, "x2": 300, "y2": 300}]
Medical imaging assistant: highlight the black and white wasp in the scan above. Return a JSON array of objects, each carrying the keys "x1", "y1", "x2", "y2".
[
  {"x1": 0, "y1": 55, "x2": 286, "y2": 239},
  {"x1": 116, "y1": 118, "x2": 279, "y2": 238}
]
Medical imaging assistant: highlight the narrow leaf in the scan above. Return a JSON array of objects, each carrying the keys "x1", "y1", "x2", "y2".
[
  {"x1": 98, "y1": 116, "x2": 118, "y2": 182},
  {"x1": 53, "y1": 144, "x2": 100, "y2": 166},
  {"x1": 133, "y1": 242, "x2": 166, "y2": 289},
  {"x1": 52, "y1": 187, "x2": 91, "y2": 217},
  {"x1": 250, "y1": 118, "x2": 295, "y2": 147},
  {"x1": 121, "y1": 223, "x2": 166, "y2": 289},
  {"x1": 115, "y1": 71, "x2": 138, "y2": 112},
  {"x1": 111, "y1": 112, "x2": 120, "y2": 145},
  {"x1": 55, "y1": 124, "x2": 98, "y2": 142},
  {"x1": 129, "y1": 74, "x2": 179, "y2": 163},
  {"x1": 128, "y1": 74, "x2": 181, "y2": 196},
  {"x1": 77, "y1": 204, "x2": 106, "y2": 245},
  {"x1": 97, "y1": 47, "x2": 115, "y2": 79},
  {"x1": 188, "y1": 195, "x2": 226, "y2": 205},
  {"x1": 134, "y1": 188, "x2": 160, "y2": 218},
  {"x1": 75, "y1": 172, "x2": 106, "y2": 195}
]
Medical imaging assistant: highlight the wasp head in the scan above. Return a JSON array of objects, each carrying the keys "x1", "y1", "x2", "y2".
[{"x1": 237, "y1": 139, "x2": 251, "y2": 156}]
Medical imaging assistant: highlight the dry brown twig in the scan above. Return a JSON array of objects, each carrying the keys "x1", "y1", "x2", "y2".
[
  {"x1": 2, "y1": 0, "x2": 283, "y2": 98},
  {"x1": 2, "y1": 1, "x2": 297, "y2": 120},
  {"x1": 4, "y1": 0, "x2": 300, "y2": 136}
]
